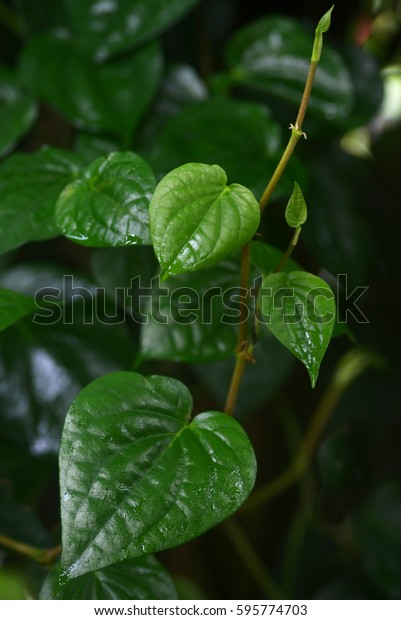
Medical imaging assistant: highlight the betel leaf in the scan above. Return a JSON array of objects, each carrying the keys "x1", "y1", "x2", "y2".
[
  {"x1": 285, "y1": 182, "x2": 307, "y2": 228},
  {"x1": 41, "y1": 556, "x2": 177, "y2": 600},
  {"x1": 140, "y1": 259, "x2": 240, "y2": 363},
  {"x1": 64, "y1": 0, "x2": 199, "y2": 62},
  {"x1": 147, "y1": 97, "x2": 288, "y2": 198},
  {"x1": 352, "y1": 483, "x2": 401, "y2": 598},
  {"x1": 149, "y1": 163, "x2": 260, "y2": 277},
  {"x1": 258, "y1": 271, "x2": 335, "y2": 386},
  {"x1": 0, "y1": 288, "x2": 37, "y2": 332},
  {"x1": 59, "y1": 371, "x2": 256, "y2": 580},
  {"x1": 0, "y1": 65, "x2": 37, "y2": 157},
  {"x1": 225, "y1": 15, "x2": 353, "y2": 123},
  {"x1": 21, "y1": 33, "x2": 162, "y2": 138},
  {"x1": 56, "y1": 152, "x2": 156, "y2": 247},
  {"x1": 0, "y1": 147, "x2": 83, "y2": 255}
]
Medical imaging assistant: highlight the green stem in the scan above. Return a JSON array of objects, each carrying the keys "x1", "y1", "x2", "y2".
[
  {"x1": 274, "y1": 227, "x2": 301, "y2": 273},
  {"x1": 223, "y1": 518, "x2": 285, "y2": 599},
  {"x1": 0, "y1": 533, "x2": 61, "y2": 566}
]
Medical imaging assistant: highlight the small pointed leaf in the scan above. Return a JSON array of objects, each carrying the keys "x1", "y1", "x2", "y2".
[
  {"x1": 149, "y1": 163, "x2": 260, "y2": 276},
  {"x1": 60, "y1": 372, "x2": 256, "y2": 580},
  {"x1": 316, "y1": 6, "x2": 334, "y2": 35},
  {"x1": 258, "y1": 271, "x2": 335, "y2": 386},
  {"x1": 285, "y1": 182, "x2": 307, "y2": 228},
  {"x1": 56, "y1": 152, "x2": 156, "y2": 247}
]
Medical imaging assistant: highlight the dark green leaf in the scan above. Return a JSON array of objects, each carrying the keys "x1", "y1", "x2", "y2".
[
  {"x1": 65, "y1": 0, "x2": 199, "y2": 62},
  {"x1": 56, "y1": 152, "x2": 156, "y2": 247},
  {"x1": 147, "y1": 97, "x2": 286, "y2": 197},
  {"x1": 225, "y1": 15, "x2": 353, "y2": 122},
  {"x1": 21, "y1": 34, "x2": 162, "y2": 137},
  {"x1": 0, "y1": 288, "x2": 37, "y2": 332},
  {"x1": 353, "y1": 483, "x2": 401, "y2": 598},
  {"x1": 0, "y1": 65, "x2": 37, "y2": 156},
  {"x1": 259, "y1": 271, "x2": 335, "y2": 386},
  {"x1": 60, "y1": 372, "x2": 256, "y2": 579},
  {"x1": 41, "y1": 557, "x2": 177, "y2": 600},
  {"x1": 140, "y1": 259, "x2": 240, "y2": 362},
  {"x1": 149, "y1": 163, "x2": 260, "y2": 276},
  {"x1": 0, "y1": 147, "x2": 83, "y2": 255},
  {"x1": 136, "y1": 63, "x2": 207, "y2": 150},
  {"x1": 0, "y1": 265, "x2": 136, "y2": 455},
  {"x1": 285, "y1": 182, "x2": 307, "y2": 228},
  {"x1": 74, "y1": 133, "x2": 123, "y2": 164}
]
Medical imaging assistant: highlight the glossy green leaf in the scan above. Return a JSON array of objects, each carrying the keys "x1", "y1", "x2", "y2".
[
  {"x1": 0, "y1": 265, "x2": 136, "y2": 455},
  {"x1": 285, "y1": 182, "x2": 307, "y2": 228},
  {"x1": 140, "y1": 259, "x2": 240, "y2": 363},
  {"x1": 60, "y1": 371, "x2": 256, "y2": 580},
  {"x1": 0, "y1": 66, "x2": 37, "y2": 156},
  {"x1": 149, "y1": 163, "x2": 260, "y2": 276},
  {"x1": 65, "y1": 0, "x2": 199, "y2": 62},
  {"x1": 352, "y1": 483, "x2": 401, "y2": 598},
  {"x1": 56, "y1": 152, "x2": 156, "y2": 247},
  {"x1": 21, "y1": 34, "x2": 162, "y2": 137},
  {"x1": 259, "y1": 271, "x2": 335, "y2": 386},
  {"x1": 41, "y1": 557, "x2": 177, "y2": 600},
  {"x1": 0, "y1": 288, "x2": 37, "y2": 332},
  {"x1": 147, "y1": 97, "x2": 286, "y2": 198},
  {"x1": 225, "y1": 15, "x2": 353, "y2": 122},
  {"x1": 0, "y1": 147, "x2": 83, "y2": 255},
  {"x1": 74, "y1": 133, "x2": 122, "y2": 164}
]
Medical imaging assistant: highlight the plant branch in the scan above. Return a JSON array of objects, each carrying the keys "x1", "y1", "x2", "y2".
[
  {"x1": 274, "y1": 227, "x2": 301, "y2": 273},
  {"x1": 0, "y1": 533, "x2": 61, "y2": 566},
  {"x1": 223, "y1": 518, "x2": 285, "y2": 599}
]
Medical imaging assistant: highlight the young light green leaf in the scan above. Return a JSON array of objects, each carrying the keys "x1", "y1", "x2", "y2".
[
  {"x1": 59, "y1": 372, "x2": 256, "y2": 580},
  {"x1": 41, "y1": 557, "x2": 177, "y2": 600},
  {"x1": 149, "y1": 163, "x2": 260, "y2": 277},
  {"x1": 285, "y1": 182, "x2": 307, "y2": 228},
  {"x1": 258, "y1": 271, "x2": 335, "y2": 387},
  {"x1": 0, "y1": 147, "x2": 83, "y2": 255},
  {"x1": 312, "y1": 6, "x2": 334, "y2": 62},
  {"x1": 0, "y1": 288, "x2": 37, "y2": 332},
  {"x1": 316, "y1": 6, "x2": 334, "y2": 35},
  {"x1": 56, "y1": 152, "x2": 156, "y2": 247}
]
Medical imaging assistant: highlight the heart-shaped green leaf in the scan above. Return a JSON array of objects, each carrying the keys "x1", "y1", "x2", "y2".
[
  {"x1": 41, "y1": 556, "x2": 177, "y2": 600},
  {"x1": 56, "y1": 152, "x2": 156, "y2": 247},
  {"x1": 258, "y1": 271, "x2": 335, "y2": 386},
  {"x1": 60, "y1": 371, "x2": 256, "y2": 580},
  {"x1": 0, "y1": 288, "x2": 37, "y2": 332},
  {"x1": 0, "y1": 147, "x2": 83, "y2": 255},
  {"x1": 149, "y1": 163, "x2": 260, "y2": 276}
]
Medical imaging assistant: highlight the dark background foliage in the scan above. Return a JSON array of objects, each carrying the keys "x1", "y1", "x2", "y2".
[{"x1": 1, "y1": 0, "x2": 401, "y2": 600}]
